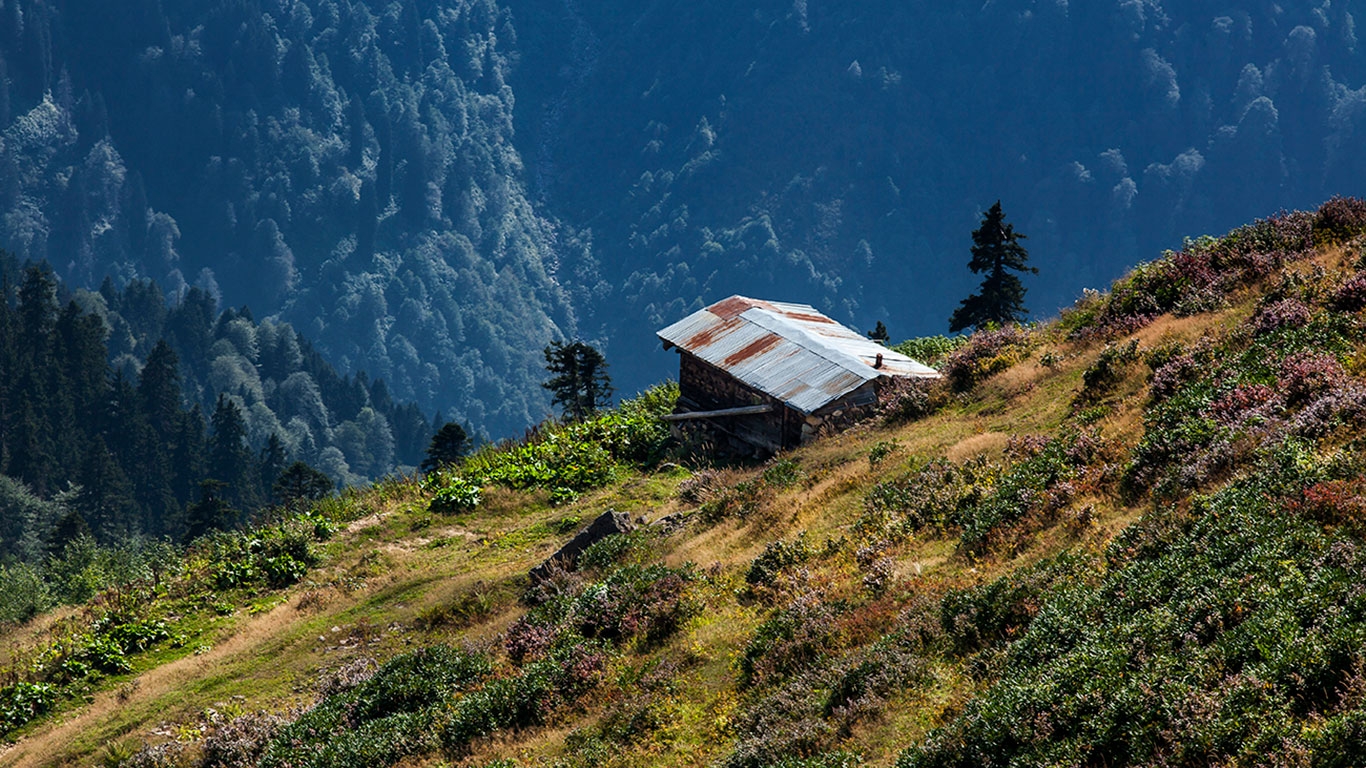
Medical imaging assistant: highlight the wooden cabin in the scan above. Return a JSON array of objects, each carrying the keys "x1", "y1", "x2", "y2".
[{"x1": 657, "y1": 296, "x2": 940, "y2": 455}]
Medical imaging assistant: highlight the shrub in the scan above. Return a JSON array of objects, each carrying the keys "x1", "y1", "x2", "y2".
[
  {"x1": 1076, "y1": 339, "x2": 1139, "y2": 403},
  {"x1": 762, "y1": 458, "x2": 803, "y2": 488},
  {"x1": 0, "y1": 682, "x2": 57, "y2": 733},
  {"x1": 202, "y1": 711, "x2": 287, "y2": 768},
  {"x1": 746, "y1": 534, "x2": 813, "y2": 590},
  {"x1": 1331, "y1": 272, "x2": 1366, "y2": 312},
  {"x1": 1313, "y1": 195, "x2": 1366, "y2": 245},
  {"x1": 260, "y1": 645, "x2": 493, "y2": 768},
  {"x1": 958, "y1": 437, "x2": 1081, "y2": 553},
  {"x1": 1280, "y1": 351, "x2": 1345, "y2": 407},
  {"x1": 427, "y1": 475, "x2": 482, "y2": 514},
  {"x1": 877, "y1": 377, "x2": 946, "y2": 424},
  {"x1": 892, "y1": 335, "x2": 967, "y2": 368},
  {"x1": 740, "y1": 596, "x2": 844, "y2": 689},
  {"x1": 1251, "y1": 297, "x2": 1313, "y2": 334},
  {"x1": 941, "y1": 325, "x2": 1033, "y2": 390},
  {"x1": 860, "y1": 458, "x2": 988, "y2": 537},
  {"x1": 939, "y1": 553, "x2": 1094, "y2": 655}
]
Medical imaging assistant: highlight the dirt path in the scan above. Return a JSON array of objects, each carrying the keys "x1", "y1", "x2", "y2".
[{"x1": 1, "y1": 596, "x2": 307, "y2": 768}]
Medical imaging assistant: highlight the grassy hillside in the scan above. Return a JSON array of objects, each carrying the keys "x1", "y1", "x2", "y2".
[{"x1": 5, "y1": 198, "x2": 1366, "y2": 767}]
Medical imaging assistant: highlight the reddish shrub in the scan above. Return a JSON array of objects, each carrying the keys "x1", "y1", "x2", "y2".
[
  {"x1": 1287, "y1": 479, "x2": 1366, "y2": 528},
  {"x1": 1208, "y1": 384, "x2": 1276, "y2": 424},
  {"x1": 1279, "y1": 352, "x2": 1346, "y2": 407}
]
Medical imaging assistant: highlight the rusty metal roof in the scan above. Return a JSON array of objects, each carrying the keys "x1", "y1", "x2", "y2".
[{"x1": 657, "y1": 296, "x2": 940, "y2": 414}]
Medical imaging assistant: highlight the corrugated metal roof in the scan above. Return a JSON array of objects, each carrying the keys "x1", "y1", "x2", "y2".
[{"x1": 658, "y1": 296, "x2": 940, "y2": 414}]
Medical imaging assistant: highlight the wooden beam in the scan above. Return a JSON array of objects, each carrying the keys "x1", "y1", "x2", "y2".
[{"x1": 662, "y1": 404, "x2": 775, "y2": 422}]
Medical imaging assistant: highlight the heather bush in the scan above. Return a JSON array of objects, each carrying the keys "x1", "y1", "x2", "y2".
[
  {"x1": 876, "y1": 377, "x2": 946, "y2": 424},
  {"x1": 1063, "y1": 212, "x2": 1317, "y2": 340},
  {"x1": 860, "y1": 458, "x2": 989, "y2": 537},
  {"x1": 740, "y1": 596, "x2": 844, "y2": 689},
  {"x1": 941, "y1": 325, "x2": 1033, "y2": 390},
  {"x1": 1330, "y1": 272, "x2": 1366, "y2": 311},
  {"x1": 201, "y1": 711, "x2": 287, "y2": 768},
  {"x1": 746, "y1": 534, "x2": 813, "y2": 590},
  {"x1": 1076, "y1": 339, "x2": 1139, "y2": 403},
  {"x1": 902, "y1": 460, "x2": 1366, "y2": 768},
  {"x1": 260, "y1": 645, "x2": 493, "y2": 768},
  {"x1": 1251, "y1": 297, "x2": 1313, "y2": 334},
  {"x1": 699, "y1": 479, "x2": 769, "y2": 522},
  {"x1": 569, "y1": 564, "x2": 697, "y2": 647},
  {"x1": 939, "y1": 552, "x2": 1096, "y2": 655},
  {"x1": 958, "y1": 436, "x2": 1083, "y2": 553},
  {"x1": 1313, "y1": 195, "x2": 1366, "y2": 245},
  {"x1": 1280, "y1": 352, "x2": 1346, "y2": 407}
]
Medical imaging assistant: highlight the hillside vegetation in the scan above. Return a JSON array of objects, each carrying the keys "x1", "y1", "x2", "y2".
[{"x1": 5, "y1": 198, "x2": 1366, "y2": 766}]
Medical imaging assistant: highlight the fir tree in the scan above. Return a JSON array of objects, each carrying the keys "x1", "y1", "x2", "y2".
[
  {"x1": 948, "y1": 201, "x2": 1037, "y2": 333},
  {"x1": 184, "y1": 479, "x2": 235, "y2": 541},
  {"x1": 542, "y1": 341, "x2": 613, "y2": 421},
  {"x1": 272, "y1": 461, "x2": 334, "y2": 509},
  {"x1": 208, "y1": 394, "x2": 258, "y2": 516}
]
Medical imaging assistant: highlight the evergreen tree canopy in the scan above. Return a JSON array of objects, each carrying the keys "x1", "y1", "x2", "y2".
[
  {"x1": 421, "y1": 422, "x2": 469, "y2": 473},
  {"x1": 541, "y1": 341, "x2": 613, "y2": 422},
  {"x1": 272, "y1": 461, "x2": 334, "y2": 510},
  {"x1": 948, "y1": 201, "x2": 1037, "y2": 333}
]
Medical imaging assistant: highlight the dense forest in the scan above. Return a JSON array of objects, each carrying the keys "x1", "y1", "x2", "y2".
[
  {"x1": 0, "y1": 0, "x2": 1364, "y2": 435},
  {"x1": 0, "y1": 250, "x2": 435, "y2": 566}
]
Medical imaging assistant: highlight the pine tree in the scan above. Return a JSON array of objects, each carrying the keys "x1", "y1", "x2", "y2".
[
  {"x1": 948, "y1": 201, "x2": 1037, "y2": 333},
  {"x1": 421, "y1": 421, "x2": 468, "y2": 473},
  {"x1": 259, "y1": 433, "x2": 289, "y2": 504},
  {"x1": 208, "y1": 394, "x2": 258, "y2": 516},
  {"x1": 542, "y1": 341, "x2": 613, "y2": 421}
]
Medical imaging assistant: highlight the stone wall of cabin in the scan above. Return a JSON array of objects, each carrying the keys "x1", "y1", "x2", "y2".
[{"x1": 676, "y1": 352, "x2": 803, "y2": 452}]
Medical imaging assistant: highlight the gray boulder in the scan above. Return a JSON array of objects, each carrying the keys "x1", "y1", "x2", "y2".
[{"x1": 529, "y1": 509, "x2": 635, "y2": 584}]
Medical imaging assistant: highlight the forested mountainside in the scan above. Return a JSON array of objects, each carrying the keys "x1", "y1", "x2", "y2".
[
  {"x1": 0, "y1": 0, "x2": 580, "y2": 437},
  {"x1": 5, "y1": 201, "x2": 1366, "y2": 767},
  {"x1": 1, "y1": 0, "x2": 1365, "y2": 436},
  {"x1": 0, "y1": 251, "x2": 434, "y2": 564},
  {"x1": 508, "y1": 0, "x2": 1366, "y2": 381}
]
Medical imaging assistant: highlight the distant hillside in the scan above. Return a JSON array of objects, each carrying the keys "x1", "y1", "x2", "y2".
[
  {"x1": 5, "y1": 199, "x2": 1366, "y2": 767},
  {"x1": 2, "y1": 0, "x2": 1365, "y2": 436},
  {"x1": 0, "y1": 250, "x2": 434, "y2": 565}
]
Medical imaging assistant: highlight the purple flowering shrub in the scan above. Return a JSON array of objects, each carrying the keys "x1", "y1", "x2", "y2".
[
  {"x1": 1331, "y1": 272, "x2": 1366, "y2": 312},
  {"x1": 1063, "y1": 211, "x2": 1317, "y2": 340},
  {"x1": 1313, "y1": 195, "x2": 1366, "y2": 245},
  {"x1": 1251, "y1": 297, "x2": 1313, "y2": 334},
  {"x1": 941, "y1": 325, "x2": 1034, "y2": 390}
]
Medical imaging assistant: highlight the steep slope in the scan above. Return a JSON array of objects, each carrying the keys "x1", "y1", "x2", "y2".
[{"x1": 6, "y1": 199, "x2": 1366, "y2": 767}]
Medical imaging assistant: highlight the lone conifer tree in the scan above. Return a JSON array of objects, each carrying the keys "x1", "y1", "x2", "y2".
[
  {"x1": 542, "y1": 341, "x2": 613, "y2": 421},
  {"x1": 948, "y1": 201, "x2": 1036, "y2": 333},
  {"x1": 421, "y1": 422, "x2": 469, "y2": 473}
]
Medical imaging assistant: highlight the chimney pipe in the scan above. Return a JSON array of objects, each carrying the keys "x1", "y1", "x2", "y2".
[{"x1": 874, "y1": 353, "x2": 883, "y2": 369}]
